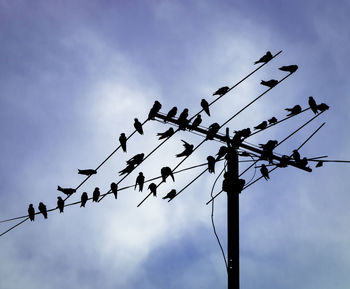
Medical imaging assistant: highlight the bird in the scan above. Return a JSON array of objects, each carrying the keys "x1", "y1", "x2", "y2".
[
  {"x1": 285, "y1": 104, "x2": 302, "y2": 116},
  {"x1": 134, "y1": 118, "x2": 144, "y2": 135},
  {"x1": 134, "y1": 172, "x2": 145, "y2": 192},
  {"x1": 292, "y1": 150, "x2": 301, "y2": 162},
  {"x1": 57, "y1": 186, "x2": 76, "y2": 196},
  {"x1": 216, "y1": 146, "x2": 228, "y2": 160},
  {"x1": 92, "y1": 187, "x2": 100, "y2": 202},
  {"x1": 279, "y1": 65, "x2": 298, "y2": 73},
  {"x1": 80, "y1": 192, "x2": 88, "y2": 207},
  {"x1": 148, "y1": 183, "x2": 157, "y2": 197},
  {"x1": 126, "y1": 153, "x2": 144, "y2": 166},
  {"x1": 161, "y1": 166, "x2": 175, "y2": 183},
  {"x1": 119, "y1": 133, "x2": 127, "y2": 152},
  {"x1": 259, "y1": 140, "x2": 278, "y2": 151},
  {"x1": 176, "y1": 140, "x2": 194, "y2": 157},
  {"x1": 190, "y1": 114, "x2": 202, "y2": 130},
  {"x1": 119, "y1": 164, "x2": 135, "y2": 176},
  {"x1": 206, "y1": 123, "x2": 220, "y2": 140},
  {"x1": 213, "y1": 86, "x2": 230, "y2": 96},
  {"x1": 207, "y1": 156, "x2": 216, "y2": 173},
  {"x1": 28, "y1": 204, "x2": 35, "y2": 221},
  {"x1": 277, "y1": 155, "x2": 290, "y2": 168},
  {"x1": 57, "y1": 197, "x2": 64, "y2": 213},
  {"x1": 157, "y1": 127, "x2": 174, "y2": 140},
  {"x1": 299, "y1": 157, "x2": 309, "y2": 168},
  {"x1": 316, "y1": 161, "x2": 324, "y2": 168},
  {"x1": 317, "y1": 103, "x2": 329, "y2": 112},
  {"x1": 308, "y1": 96, "x2": 318, "y2": 114},
  {"x1": 238, "y1": 179, "x2": 246, "y2": 192},
  {"x1": 177, "y1": 108, "x2": 189, "y2": 130},
  {"x1": 200, "y1": 99, "x2": 210, "y2": 116},
  {"x1": 78, "y1": 169, "x2": 97, "y2": 176},
  {"x1": 254, "y1": 51, "x2": 273, "y2": 65},
  {"x1": 165, "y1": 106, "x2": 178, "y2": 122},
  {"x1": 254, "y1": 121, "x2": 267, "y2": 130},
  {"x1": 260, "y1": 164, "x2": 270, "y2": 180},
  {"x1": 38, "y1": 202, "x2": 48, "y2": 219},
  {"x1": 162, "y1": 189, "x2": 177, "y2": 200},
  {"x1": 260, "y1": 79, "x2": 278, "y2": 88},
  {"x1": 110, "y1": 182, "x2": 118, "y2": 199},
  {"x1": 268, "y1": 117, "x2": 277, "y2": 124},
  {"x1": 148, "y1": 100, "x2": 162, "y2": 120}
]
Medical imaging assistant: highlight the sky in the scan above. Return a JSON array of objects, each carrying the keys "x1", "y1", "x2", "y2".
[{"x1": 0, "y1": 1, "x2": 350, "y2": 288}]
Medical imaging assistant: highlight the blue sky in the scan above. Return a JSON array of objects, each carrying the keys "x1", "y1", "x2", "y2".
[{"x1": 1, "y1": 1, "x2": 350, "y2": 288}]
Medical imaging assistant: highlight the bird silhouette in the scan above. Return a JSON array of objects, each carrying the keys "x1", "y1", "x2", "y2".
[
  {"x1": 92, "y1": 187, "x2": 100, "y2": 202},
  {"x1": 308, "y1": 96, "x2": 318, "y2": 114},
  {"x1": 206, "y1": 123, "x2": 220, "y2": 140},
  {"x1": 126, "y1": 153, "x2": 144, "y2": 166},
  {"x1": 254, "y1": 51, "x2": 273, "y2": 65},
  {"x1": 317, "y1": 103, "x2": 329, "y2": 112},
  {"x1": 57, "y1": 197, "x2": 64, "y2": 213},
  {"x1": 134, "y1": 118, "x2": 144, "y2": 135},
  {"x1": 148, "y1": 100, "x2": 162, "y2": 120},
  {"x1": 213, "y1": 86, "x2": 230, "y2": 96},
  {"x1": 162, "y1": 189, "x2": 177, "y2": 200},
  {"x1": 298, "y1": 157, "x2": 310, "y2": 169},
  {"x1": 161, "y1": 166, "x2": 175, "y2": 183},
  {"x1": 148, "y1": 183, "x2": 157, "y2": 197},
  {"x1": 292, "y1": 150, "x2": 301, "y2": 162},
  {"x1": 165, "y1": 106, "x2": 178, "y2": 122},
  {"x1": 260, "y1": 164, "x2": 270, "y2": 180},
  {"x1": 254, "y1": 121, "x2": 267, "y2": 130},
  {"x1": 277, "y1": 155, "x2": 290, "y2": 168},
  {"x1": 190, "y1": 114, "x2": 202, "y2": 130},
  {"x1": 57, "y1": 186, "x2": 76, "y2": 196},
  {"x1": 260, "y1": 79, "x2": 278, "y2": 88},
  {"x1": 38, "y1": 202, "x2": 48, "y2": 219},
  {"x1": 110, "y1": 182, "x2": 118, "y2": 199},
  {"x1": 28, "y1": 204, "x2": 35, "y2": 221},
  {"x1": 207, "y1": 156, "x2": 216, "y2": 173},
  {"x1": 279, "y1": 65, "x2": 298, "y2": 73},
  {"x1": 259, "y1": 140, "x2": 278, "y2": 151},
  {"x1": 78, "y1": 169, "x2": 97, "y2": 176},
  {"x1": 285, "y1": 104, "x2": 302, "y2": 116},
  {"x1": 216, "y1": 146, "x2": 228, "y2": 160},
  {"x1": 177, "y1": 108, "x2": 189, "y2": 130},
  {"x1": 80, "y1": 192, "x2": 88, "y2": 207},
  {"x1": 201, "y1": 99, "x2": 210, "y2": 116},
  {"x1": 119, "y1": 164, "x2": 135, "y2": 176},
  {"x1": 157, "y1": 127, "x2": 174, "y2": 140},
  {"x1": 268, "y1": 117, "x2": 277, "y2": 124},
  {"x1": 316, "y1": 161, "x2": 324, "y2": 168},
  {"x1": 135, "y1": 172, "x2": 145, "y2": 192},
  {"x1": 119, "y1": 133, "x2": 127, "y2": 152},
  {"x1": 176, "y1": 140, "x2": 194, "y2": 157}
]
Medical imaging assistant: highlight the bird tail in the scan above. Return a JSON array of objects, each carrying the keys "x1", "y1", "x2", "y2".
[{"x1": 57, "y1": 185, "x2": 62, "y2": 192}]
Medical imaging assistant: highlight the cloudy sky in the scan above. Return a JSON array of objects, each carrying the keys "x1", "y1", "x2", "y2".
[{"x1": 1, "y1": 1, "x2": 350, "y2": 288}]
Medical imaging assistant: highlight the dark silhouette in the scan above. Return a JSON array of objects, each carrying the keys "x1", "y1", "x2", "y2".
[
  {"x1": 135, "y1": 172, "x2": 145, "y2": 192},
  {"x1": 57, "y1": 186, "x2": 76, "y2": 196},
  {"x1": 38, "y1": 202, "x2": 48, "y2": 219},
  {"x1": 308, "y1": 96, "x2": 318, "y2": 114},
  {"x1": 277, "y1": 155, "x2": 290, "y2": 167},
  {"x1": 78, "y1": 169, "x2": 97, "y2": 176},
  {"x1": 260, "y1": 79, "x2": 278, "y2": 88},
  {"x1": 119, "y1": 163, "x2": 135, "y2": 176},
  {"x1": 57, "y1": 197, "x2": 64, "y2": 213},
  {"x1": 81, "y1": 192, "x2": 88, "y2": 207},
  {"x1": 232, "y1": 128, "x2": 251, "y2": 146},
  {"x1": 279, "y1": 65, "x2": 298, "y2": 73},
  {"x1": 213, "y1": 86, "x2": 230, "y2": 96},
  {"x1": 268, "y1": 117, "x2": 277, "y2": 124},
  {"x1": 148, "y1": 183, "x2": 157, "y2": 197},
  {"x1": 148, "y1": 100, "x2": 162, "y2": 120},
  {"x1": 162, "y1": 189, "x2": 176, "y2": 200},
  {"x1": 134, "y1": 118, "x2": 144, "y2": 135},
  {"x1": 260, "y1": 140, "x2": 278, "y2": 164},
  {"x1": 28, "y1": 204, "x2": 35, "y2": 221},
  {"x1": 165, "y1": 106, "x2": 177, "y2": 123},
  {"x1": 238, "y1": 179, "x2": 246, "y2": 192},
  {"x1": 127, "y1": 153, "x2": 144, "y2": 166},
  {"x1": 110, "y1": 182, "x2": 118, "y2": 199},
  {"x1": 285, "y1": 104, "x2": 302, "y2": 116},
  {"x1": 216, "y1": 146, "x2": 228, "y2": 160},
  {"x1": 161, "y1": 166, "x2": 175, "y2": 182},
  {"x1": 254, "y1": 121, "x2": 267, "y2": 130},
  {"x1": 254, "y1": 51, "x2": 272, "y2": 65},
  {"x1": 260, "y1": 164, "x2": 270, "y2": 180},
  {"x1": 201, "y1": 99, "x2": 210, "y2": 116},
  {"x1": 316, "y1": 161, "x2": 324, "y2": 168},
  {"x1": 317, "y1": 103, "x2": 329, "y2": 112},
  {"x1": 260, "y1": 140, "x2": 278, "y2": 151},
  {"x1": 157, "y1": 127, "x2": 174, "y2": 140},
  {"x1": 190, "y1": 114, "x2": 202, "y2": 130},
  {"x1": 207, "y1": 156, "x2": 216, "y2": 173},
  {"x1": 119, "y1": 133, "x2": 127, "y2": 152},
  {"x1": 206, "y1": 123, "x2": 220, "y2": 140},
  {"x1": 92, "y1": 187, "x2": 100, "y2": 202},
  {"x1": 298, "y1": 157, "x2": 310, "y2": 169},
  {"x1": 176, "y1": 140, "x2": 194, "y2": 157},
  {"x1": 177, "y1": 108, "x2": 189, "y2": 130},
  {"x1": 292, "y1": 150, "x2": 301, "y2": 162}
]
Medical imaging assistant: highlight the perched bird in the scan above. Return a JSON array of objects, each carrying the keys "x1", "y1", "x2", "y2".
[
  {"x1": 207, "y1": 156, "x2": 216, "y2": 174},
  {"x1": 316, "y1": 161, "x2": 324, "y2": 168},
  {"x1": 216, "y1": 146, "x2": 228, "y2": 160},
  {"x1": 254, "y1": 51, "x2": 273, "y2": 65},
  {"x1": 57, "y1": 186, "x2": 76, "y2": 196},
  {"x1": 268, "y1": 117, "x2": 277, "y2": 124},
  {"x1": 161, "y1": 166, "x2": 175, "y2": 183},
  {"x1": 213, "y1": 86, "x2": 229, "y2": 96},
  {"x1": 299, "y1": 157, "x2": 309, "y2": 168},
  {"x1": 134, "y1": 118, "x2": 144, "y2": 135},
  {"x1": 119, "y1": 164, "x2": 135, "y2": 176},
  {"x1": 317, "y1": 103, "x2": 329, "y2": 112},
  {"x1": 206, "y1": 123, "x2": 220, "y2": 140},
  {"x1": 190, "y1": 114, "x2": 202, "y2": 130},
  {"x1": 162, "y1": 189, "x2": 177, "y2": 200},
  {"x1": 110, "y1": 182, "x2": 118, "y2": 199},
  {"x1": 254, "y1": 121, "x2": 267, "y2": 130},
  {"x1": 292, "y1": 150, "x2": 301, "y2": 162},
  {"x1": 260, "y1": 164, "x2": 270, "y2": 180},
  {"x1": 148, "y1": 100, "x2": 162, "y2": 120},
  {"x1": 260, "y1": 79, "x2": 278, "y2": 88},
  {"x1": 165, "y1": 106, "x2": 178, "y2": 122},
  {"x1": 277, "y1": 155, "x2": 290, "y2": 168},
  {"x1": 259, "y1": 140, "x2": 278, "y2": 151},
  {"x1": 238, "y1": 179, "x2": 246, "y2": 192},
  {"x1": 279, "y1": 65, "x2": 298, "y2": 73},
  {"x1": 119, "y1": 133, "x2": 127, "y2": 152},
  {"x1": 176, "y1": 140, "x2": 194, "y2": 157},
  {"x1": 177, "y1": 108, "x2": 189, "y2": 130},
  {"x1": 78, "y1": 169, "x2": 97, "y2": 176},
  {"x1": 28, "y1": 204, "x2": 35, "y2": 221},
  {"x1": 57, "y1": 197, "x2": 64, "y2": 213},
  {"x1": 308, "y1": 96, "x2": 318, "y2": 114},
  {"x1": 126, "y1": 153, "x2": 144, "y2": 166},
  {"x1": 92, "y1": 187, "x2": 100, "y2": 202},
  {"x1": 38, "y1": 202, "x2": 48, "y2": 219},
  {"x1": 80, "y1": 192, "x2": 88, "y2": 207},
  {"x1": 157, "y1": 127, "x2": 174, "y2": 140},
  {"x1": 134, "y1": 172, "x2": 145, "y2": 192},
  {"x1": 285, "y1": 104, "x2": 302, "y2": 116},
  {"x1": 200, "y1": 99, "x2": 210, "y2": 116},
  {"x1": 148, "y1": 183, "x2": 157, "y2": 197}
]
